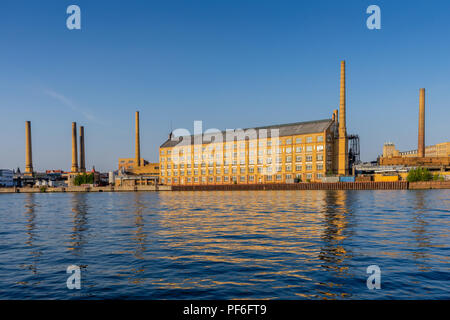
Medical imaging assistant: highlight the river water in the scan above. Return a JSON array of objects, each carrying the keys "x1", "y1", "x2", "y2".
[{"x1": 0, "y1": 190, "x2": 449, "y2": 299}]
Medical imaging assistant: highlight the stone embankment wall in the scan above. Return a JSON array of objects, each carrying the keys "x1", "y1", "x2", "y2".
[
  {"x1": 2, "y1": 181, "x2": 450, "y2": 193},
  {"x1": 0, "y1": 185, "x2": 171, "y2": 193},
  {"x1": 172, "y1": 181, "x2": 409, "y2": 191}
]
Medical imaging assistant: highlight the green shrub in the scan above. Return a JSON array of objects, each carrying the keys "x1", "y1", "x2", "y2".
[
  {"x1": 73, "y1": 173, "x2": 94, "y2": 186},
  {"x1": 433, "y1": 173, "x2": 444, "y2": 181},
  {"x1": 407, "y1": 167, "x2": 433, "y2": 182}
]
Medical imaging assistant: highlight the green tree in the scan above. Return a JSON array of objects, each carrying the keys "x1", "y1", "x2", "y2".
[
  {"x1": 407, "y1": 167, "x2": 433, "y2": 182},
  {"x1": 73, "y1": 173, "x2": 94, "y2": 186}
]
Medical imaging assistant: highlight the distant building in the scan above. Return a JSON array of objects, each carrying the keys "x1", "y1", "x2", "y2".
[
  {"x1": 118, "y1": 158, "x2": 159, "y2": 180},
  {"x1": 379, "y1": 88, "x2": 450, "y2": 169},
  {"x1": 0, "y1": 169, "x2": 14, "y2": 187},
  {"x1": 118, "y1": 157, "x2": 149, "y2": 171},
  {"x1": 108, "y1": 171, "x2": 116, "y2": 185},
  {"x1": 383, "y1": 142, "x2": 450, "y2": 158},
  {"x1": 115, "y1": 175, "x2": 158, "y2": 186}
]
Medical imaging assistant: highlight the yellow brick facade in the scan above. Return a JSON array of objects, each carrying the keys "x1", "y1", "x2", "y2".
[
  {"x1": 118, "y1": 158, "x2": 159, "y2": 175},
  {"x1": 118, "y1": 158, "x2": 148, "y2": 171},
  {"x1": 159, "y1": 125, "x2": 338, "y2": 185},
  {"x1": 382, "y1": 142, "x2": 450, "y2": 158}
]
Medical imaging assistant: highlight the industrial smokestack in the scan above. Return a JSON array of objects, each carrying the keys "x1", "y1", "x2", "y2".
[
  {"x1": 418, "y1": 88, "x2": 425, "y2": 157},
  {"x1": 71, "y1": 122, "x2": 79, "y2": 173},
  {"x1": 333, "y1": 109, "x2": 338, "y2": 123},
  {"x1": 135, "y1": 111, "x2": 141, "y2": 167},
  {"x1": 338, "y1": 60, "x2": 348, "y2": 175},
  {"x1": 79, "y1": 126, "x2": 86, "y2": 172},
  {"x1": 25, "y1": 121, "x2": 33, "y2": 175},
  {"x1": 339, "y1": 61, "x2": 346, "y2": 133}
]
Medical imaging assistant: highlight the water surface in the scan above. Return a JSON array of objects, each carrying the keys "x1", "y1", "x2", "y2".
[{"x1": 0, "y1": 190, "x2": 449, "y2": 299}]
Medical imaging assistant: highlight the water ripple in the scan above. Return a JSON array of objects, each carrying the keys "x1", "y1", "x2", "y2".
[{"x1": 0, "y1": 190, "x2": 449, "y2": 299}]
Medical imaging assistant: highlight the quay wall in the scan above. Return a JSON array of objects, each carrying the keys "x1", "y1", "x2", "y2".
[
  {"x1": 172, "y1": 182, "x2": 409, "y2": 191},
  {"x1": 2, "y1": 182, "x2": 450, "y2": 193},
  {"x1": 0, "y1": 185, "x2": 171, "y2": 193},
  {"x1": 409, "y1": 181, "x2": 450, "y2": 189}
]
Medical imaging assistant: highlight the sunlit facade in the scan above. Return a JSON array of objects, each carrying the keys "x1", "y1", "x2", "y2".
[{"x1": 159, "y1": 118, "x2": 340, "y2": 185}]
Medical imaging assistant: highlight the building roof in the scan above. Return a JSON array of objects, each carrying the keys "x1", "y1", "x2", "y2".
[{"x1": 160, "y1": 118, "x2": 333, "y2": 148}]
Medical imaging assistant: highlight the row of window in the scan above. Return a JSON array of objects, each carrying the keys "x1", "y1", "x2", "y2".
[
  {"x1": 161, "y1": 173, "x2": 324, "y2": 184},
  {"x1": 161, "y1": 163, "x2": 326, "y2": 176},
  {"x1": 161, "y1": 144, "x2": 328, "y2": 159},
  {"x1": 161, "y1": 154, "x2": 328, "y2": 169},
  {"x1": 161, "y1": 136, "x2": 331, "y2": 155},
  {"x1": 119, "y1": 160, "x2": 136, "y2": 164}
]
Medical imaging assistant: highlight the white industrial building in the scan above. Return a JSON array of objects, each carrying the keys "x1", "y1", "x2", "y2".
[{"x1": 0, "y1": 169, "x2": 14, "y2": 187}]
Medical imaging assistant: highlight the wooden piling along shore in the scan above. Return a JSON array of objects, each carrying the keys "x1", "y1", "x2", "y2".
[
  {"x1": 0, "y1": 185, "x2": 171, "y2": 193},
  {"x1": 1, "y1": 181, "x2": 450, "y2": 193},
  {"x1": 171, "y1": 181, "x2": 410, "y2": 191}
]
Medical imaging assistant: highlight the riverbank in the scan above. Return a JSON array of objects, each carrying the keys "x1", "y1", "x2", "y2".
[
  {"x1": 172, "y1": 181, "x2": 450, "y2": 191},
  {"x1": 0, "y1": 185, "x2": 171, "y2": 193},
  {"x1": 172, "y1": 181, "x2": 410, "y2": 191},
  {"x1": 409, "y1": 181, "x2": 450, "y2": 189},
  {"x1": 1, "y1": 181, "x2": 449, "y2": 193}
]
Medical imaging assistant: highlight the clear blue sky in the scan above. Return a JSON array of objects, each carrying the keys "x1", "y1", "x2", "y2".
[{"x1": 1, "y1": 0, "x2": 449, "y2": 172}]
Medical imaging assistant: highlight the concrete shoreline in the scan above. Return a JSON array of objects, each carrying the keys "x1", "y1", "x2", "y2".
[
  {"x1": 1, "y1": 181, "x2": 449, "y2": 193},
  {"x1": 0, "y1": 185, "x2": 171, "y2": 193}
]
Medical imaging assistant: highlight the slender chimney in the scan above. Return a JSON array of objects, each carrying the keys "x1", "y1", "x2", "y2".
[
  {"x1": 71, "y1": 122, "x2": 78, "y2": 173},
  {"x1": 25, "y1": 121, "x2": 33, "y2": 175},
  {"x1": 338, "y1": 60, "x2": 348, "y2": 175},
  {"x1": 418, "y1": 88, "x2": 425, "y2": 157},
  {"x1": 135, "y1": 111, "x2": 141, "y2": 167},
  {"x1": 79, "y1": 126, "x2": 86, "y2": 172},
  {"x1": 333, "y1": 109, "x2": 338, "y2": 123},
  {"x1": 339, "y1": 61, "x2": 346, "y2": 133}
]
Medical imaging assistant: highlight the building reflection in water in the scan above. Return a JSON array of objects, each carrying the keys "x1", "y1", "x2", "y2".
[
  {"x1": 319, "y1": 190, "x2": 354, "y2": 269},
  {"x1": 411, "y1": 190, "x2": 431, "y2": 272},
  {"x1": 23, "y1": 193, "x2": 41, "y2": 278},
  {"x1": 69, "y1": 193, "x2": 89, "y2": 255},
  {"x1": 154, "y1": 191, "x2": 344, "y2": 296},
  {"x1": 317, "y1": 190, "x2": 355, "y2": 299},
  {"x1": 127, "y1": 192, "x2": 148, "y2": 284}
]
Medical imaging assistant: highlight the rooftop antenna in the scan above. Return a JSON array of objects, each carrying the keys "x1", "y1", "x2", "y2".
[{"x1": 169, "y1": 120, "x2": 174, "y2": 140}]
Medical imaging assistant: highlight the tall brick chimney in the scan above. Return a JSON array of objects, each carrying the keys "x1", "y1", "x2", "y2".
[
  {"x1": 135, "y1": 111, "x2": 141, "y2": 167},
  {"x1": 71, "y1": 122, "x2": 79, "y2": 173},
  {"x1": 79, "y1": 126, "x2": 86, "y2": 172},
  {"x1": 338, "y1": 61, "x2": 348, "y2": 175},
  {"x1": 25, "y1": 121, "x2": 33, "y2": 175},
  {"x1": 418, "y1": 88, "x2": 425, "y2": 157}
]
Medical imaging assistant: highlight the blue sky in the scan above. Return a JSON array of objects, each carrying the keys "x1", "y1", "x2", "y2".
[{"x1": 0, "y1": 0, "x2": 449, "y2": 171}]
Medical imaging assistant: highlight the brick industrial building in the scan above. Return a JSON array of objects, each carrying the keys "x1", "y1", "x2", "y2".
[
  {"x1": 379, "y1": 88, "x2": 450, "y2": 169},
  {"x1": 158, "y1": 61, "x2": 353, "y2": 185}
]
